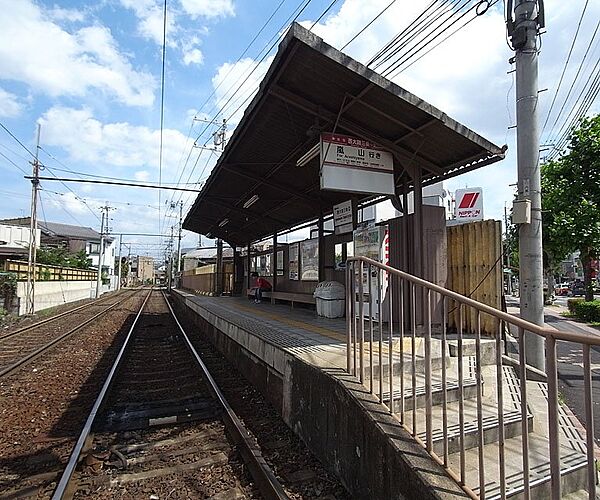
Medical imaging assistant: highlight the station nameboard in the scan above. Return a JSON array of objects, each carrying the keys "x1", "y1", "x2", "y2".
[
  {"x1": 320, "y1": 133, "x2": 395, "y2": 195},
  {"x1": 455, "y1": 187, "x2": 484, "y2": 221},
  {"x1": 333, "y1": 200, "x2": 354, "y2": 235}
]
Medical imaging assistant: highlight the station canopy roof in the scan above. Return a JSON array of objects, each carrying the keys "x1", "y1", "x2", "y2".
[{"x1": 184, "y1": 23, "x2": 506, "y2": 247}]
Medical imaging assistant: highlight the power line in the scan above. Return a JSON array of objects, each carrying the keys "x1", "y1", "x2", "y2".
[
  {"x1": 540, "y1": 0, "x2": 591, "y2": 139},
  {"x1": 0, "y1": 120, "x2": 36, "y2": 158},
  {"x1": 0, "y1": 150, "x2": 28, "y2": 175},
  {"x1": 158, "y1": 0, "x2": 168, "y2": 235},
  {"x1": 28, "y1": 176, "x2": 203, "y2": 192},
  {"x1": 545, "y1": 18, "x2": 600, "y2": 141},
  {"x1": 341, "y1": 0, "x2": 399, "y2": 51}
]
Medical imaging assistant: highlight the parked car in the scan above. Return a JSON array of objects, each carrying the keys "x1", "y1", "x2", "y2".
[
  {"x1": 554, "y1": 283, "x2": 571, "y2": 296},
  {"x1": 570, "y1": 281, "x2": 586, "y2": 297}
]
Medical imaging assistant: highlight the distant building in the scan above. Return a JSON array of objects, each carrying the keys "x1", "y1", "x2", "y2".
[
  {"x1": 0, "y1": 224, "x2": 40, "y2": 265},
  {"x1": 182, "y1": 247, "x2": 233, "y2": 271},
  {"x1": 0, "y1": 217, "x2": 116, "y2": 280},
  {"x1": 130, "y1": 255, "x2": 154, "y2": 284}
]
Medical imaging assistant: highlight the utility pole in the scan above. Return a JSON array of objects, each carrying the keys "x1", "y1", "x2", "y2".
[
  {"x1": 167, "y1": 226, "x2": 174, "y2": 291},
  {"x1": 95, "y1": 209, "x2": 105, "y2": 298},
  {"x1": 117, "y1": 234, "x2": 123, "y2": 291},
  {"x1": 169, "y1": 200, "x2": 184, "y2": 274},
  {"x1": 26, "y1": 124, "x2": 41, "y2": 315},
  {"x1": 507, "y1": 0, "x2": 545, "y2": 370},
  {"x1": 95, "y1": 205, "x2": 115, "y2": 298},
  {"x1": 504, "y1": 203, "x2": 512, "y2": 295}
]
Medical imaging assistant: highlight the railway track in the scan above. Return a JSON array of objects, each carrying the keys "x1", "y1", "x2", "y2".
[
  {"x1": 52, "y1": 290, "x2": 288, "y2": 500},
  {"x1": 0, "y1": 288, "x2": 139, "y2": 380}
]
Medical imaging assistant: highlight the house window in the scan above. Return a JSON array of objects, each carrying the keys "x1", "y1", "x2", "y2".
[{"x1": 89, "y1": 242, "x2": 100, "y2": 254}]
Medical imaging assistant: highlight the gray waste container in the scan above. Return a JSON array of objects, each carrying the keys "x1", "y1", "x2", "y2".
[{"x1": 313, "y1": 281, "x2": 346, "y2": 318}]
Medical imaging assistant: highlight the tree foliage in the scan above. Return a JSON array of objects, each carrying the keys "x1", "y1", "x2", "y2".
[
  {"x1": 37, "y1": 247, "x2": 92, "y2": 270},
  {"x1": 541, "y1": 115, "x2": 600, "y2": 301}
]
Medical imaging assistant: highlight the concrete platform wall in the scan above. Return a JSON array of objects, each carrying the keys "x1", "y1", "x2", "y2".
[{"x1": 173, "y1": 291, "x2": 466, "y2": 500}]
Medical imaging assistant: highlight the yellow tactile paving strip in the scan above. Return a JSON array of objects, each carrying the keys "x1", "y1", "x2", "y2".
[{"x1": 233, "y1": 302, "x2": 421, "y2": 358}]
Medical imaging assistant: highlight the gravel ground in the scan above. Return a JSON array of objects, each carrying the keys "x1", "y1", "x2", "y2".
[
  {"x1": 0, "y1": 289, "x2": 148, "y2": 498},
  {"x1": 173, "y1": 297, "x2": 350, "y2": 500}
]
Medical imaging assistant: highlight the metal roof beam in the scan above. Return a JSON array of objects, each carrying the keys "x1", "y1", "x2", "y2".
[
  {"x1": 269, "y1": 84, "x2": 445, "y2": 177},
  {"x1": 220, "y1": 164, "x2": 315, "y2": 206}
]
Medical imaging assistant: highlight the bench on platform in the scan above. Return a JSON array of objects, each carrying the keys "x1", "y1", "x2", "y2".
[{"x1": 247, "y1": 289, "x2": 315, "y2": 307}]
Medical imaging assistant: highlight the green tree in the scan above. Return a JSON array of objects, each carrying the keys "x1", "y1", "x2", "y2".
[{"x1": 541, "y1": 115, "x2": 600, "y2": 301}]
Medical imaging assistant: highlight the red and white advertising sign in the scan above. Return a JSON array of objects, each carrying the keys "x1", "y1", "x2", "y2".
[
  {"x1": 455, "y1": 188, "x2": 483, "y2": 221},
  {"x1": 320, "y1": 133, "x2": 395, "y2": 195}
]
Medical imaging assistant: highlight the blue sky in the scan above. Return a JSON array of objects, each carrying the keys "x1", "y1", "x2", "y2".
[{"x1": 0, "y1": 0, "x2": 598, "y2": 260}]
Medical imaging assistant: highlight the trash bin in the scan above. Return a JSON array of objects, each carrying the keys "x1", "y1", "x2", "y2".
[{"x1": 313, "y1": 281, "x2": 346, "y2": 318}]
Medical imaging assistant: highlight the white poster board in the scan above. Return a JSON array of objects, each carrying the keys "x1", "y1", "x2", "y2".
[
  {"x1": 333, "y1": 200, "x2": 354, "y2": 235},
  {"x1": 300, "y1": 239, "x2": 319, "y2": 281}
]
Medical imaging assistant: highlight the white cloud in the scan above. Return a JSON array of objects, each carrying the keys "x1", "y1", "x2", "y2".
[
  {"x1": 0, "y1": 0, "x2": 155, "y2": 107},
  {"x1": 38, "y1": 106, "x2": 190, "y2": 173},
  {"x1": 48, "y1": 191, "x2": 95, "y2": 216},
  {"x1": 0, "y1": 88, "x2": 22, "y2": 118},
  {"x1": 211, "y1": 56, "x2": 273, "y2": 125},
  {"x1": 183, "y1": 47, "x2": 204, "y2": 65},
  {"x1": 48, "y1": 6, "x2": 86, "y2": 23},
  {"x1": 180, "y1": 0, "x2": 235, "y2": 19},
  {"x1": 135, "y1": 170, "x2": 151, "y2": 181},
  {"x1": 119, "y1": 0, "x2": 177, "y2": 47}
]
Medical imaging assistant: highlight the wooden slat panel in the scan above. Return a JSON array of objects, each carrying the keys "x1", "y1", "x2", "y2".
[{"x1": 446, "y1": 220, "x2": 502, "y2": 335}]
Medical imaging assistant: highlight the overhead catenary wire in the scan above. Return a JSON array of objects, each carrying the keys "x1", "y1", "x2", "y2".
[
  {"x1": 161, "y1": 0, "x2": 311, "y2": 227},
  {"x1": 540, "y1": 0, "x2": 591, "y2": 139},
  {"x1": 544, "y1": 18, "x2": 600, "y2": 142},
  {"x1": 162, "y1": 0, "x2": 319, "y2": 230}
]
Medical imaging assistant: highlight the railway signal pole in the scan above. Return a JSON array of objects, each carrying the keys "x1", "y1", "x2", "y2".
[
  {"x1": 26, "y1": 124, "x2": 41, "y2": 316},
  {"x1": 507, "y1": 0, "x2": 546, "y2": 370}
]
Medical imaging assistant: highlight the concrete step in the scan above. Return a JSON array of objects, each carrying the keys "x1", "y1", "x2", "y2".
[
  {"x1": 447, "y1": 433, "x2": 589, "y2": 499},
  {"x1": 400, "y1": 400, "x2": 533, "y2": 455},
  {"x1": 381, "y1": 377, "x2": 479, "y2": 411}
]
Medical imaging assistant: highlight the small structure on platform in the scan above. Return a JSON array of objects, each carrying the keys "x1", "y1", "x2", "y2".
[{"x1": 183, "y1": 22, "x2": 505, "y2": 308}]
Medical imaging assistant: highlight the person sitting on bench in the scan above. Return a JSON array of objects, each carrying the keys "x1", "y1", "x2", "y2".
[{"x1": 251, "y1": 272, "x2": 272, "y2": 303}]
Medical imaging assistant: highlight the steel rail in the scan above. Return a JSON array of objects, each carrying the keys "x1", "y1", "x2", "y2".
[
  {"x1": 0, "y1": 288, "x2": 135, "y2": 341},
  {"x1": 52, "y1": 288, "x2": 153, "y2": 500},
  {"x1": 52, "y1": 290, "x2": 289, "y2": 500},
  {"x1": 164, "y1": 292, "x2": 290, "y2": 500},
  {"x1": 0, "y1": 289, "x2": 144, "y2": 380}
]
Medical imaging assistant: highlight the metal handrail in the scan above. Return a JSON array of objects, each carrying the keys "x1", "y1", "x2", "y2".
[
  {"x1": 349, "y1": 256, "x2": 600, "y2": 345},
  {"x1": 345, "y1": 256, "x2": 597, "y2": 500}
]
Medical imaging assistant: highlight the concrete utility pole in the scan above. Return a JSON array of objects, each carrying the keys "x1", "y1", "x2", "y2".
[
  {"x1": 170, "y1": 200, "x2": 183, "y2": 273},
  {"x1": 95, "y1": 209, "x2": 105, "y2": 298},
  {"x1": 26, "y1": 124, "x2": 41, "y2": 315},
  {"x1": 117, "y1": 234, "x2": 123, "y2": 291},
  {"x1": 95, "y1": 205, "x2": 115, "y2": 298},
  {"x1": 507, "y1": 0, "x2": 545, "y2": 370},
  {"x1": 504, "y1": 203, "x2": 512, "y2": 296},
  {"x1": 167, "y1": 226, "x2": 174, "y2": 291}
]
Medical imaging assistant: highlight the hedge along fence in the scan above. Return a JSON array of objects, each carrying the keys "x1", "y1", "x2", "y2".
[{"x1": 567, "y1": 298, "x2": 600, "y2": 323}]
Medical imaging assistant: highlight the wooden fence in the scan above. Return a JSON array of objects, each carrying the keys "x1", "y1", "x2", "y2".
[
  {"x1": 446, "y1": 220, "x2": 503, "y2": 335},
  {"x1": 181, "y1": 263, "x2": 233, "y2": 295},
  {"x1": 4, "y1": 260, "x2": 98, "y2": 282}
]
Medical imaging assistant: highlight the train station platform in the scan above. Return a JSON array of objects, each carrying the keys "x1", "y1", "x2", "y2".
[
  {"x1": 172, "y1": 289, "x2": 592, "y2": 499},
  {"x1": 172, "y1": 288, "x2": 467, "y2": 499}
]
